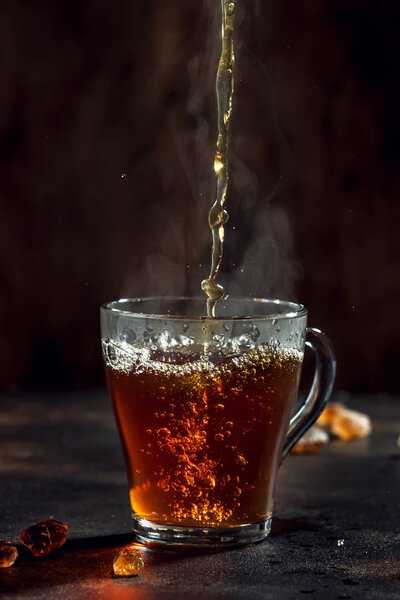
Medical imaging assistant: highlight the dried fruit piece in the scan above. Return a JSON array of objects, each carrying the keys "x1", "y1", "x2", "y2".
[
  {"x1": 331, "y1": 408, "x2": 371, "y2": 442},
  {"x1": 20, "y1": 519, "x2": 68, "y2": 556},
  {"x1": 0, "y1": 541, "x2": 18, "y2": 567},
  {"x1": 317, "y1": 402, "x2": 372, "y2": 442},
  {"x1": 292, "y1": 425, "x2": 329, "y2": 454},
  {"x1": 113, "y1": 548, "x2": 144, "y2": 576},
  {"x1": 317, "y1": 402, "x2": 344, "y2": 427}
]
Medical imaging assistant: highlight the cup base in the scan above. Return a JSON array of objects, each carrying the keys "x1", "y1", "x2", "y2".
[{"x1": 132, "y1": 516, "x2": 272, "y2": 548}]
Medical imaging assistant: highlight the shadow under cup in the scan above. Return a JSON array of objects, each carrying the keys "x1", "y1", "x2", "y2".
[{"x1": 101, "y1": 297, "x2": 335, "y2": 547}]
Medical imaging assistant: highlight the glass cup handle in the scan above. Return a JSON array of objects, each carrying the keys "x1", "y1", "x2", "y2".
[{"x1": 281, "y1": 327, "x2": 336, "y2": 460}]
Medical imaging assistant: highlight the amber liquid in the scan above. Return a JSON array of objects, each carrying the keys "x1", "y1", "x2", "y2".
[
  {"x1": 202, "y1": 0, "x2": 236, "y2": 316},
  {"x1": 106, "y1": 344, "x2": 302, "y2": 528}
]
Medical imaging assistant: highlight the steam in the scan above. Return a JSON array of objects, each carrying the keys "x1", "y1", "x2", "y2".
[
  {"x1": 224, "y1": 204, "x2": 303, "y2": 300},
  {"x1": 121, "y1": 0, "x2": 302, "y2": 306}
]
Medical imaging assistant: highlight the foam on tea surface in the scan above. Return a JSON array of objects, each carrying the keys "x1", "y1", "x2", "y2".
[
  {"x1": 104, "y1": 339, "x2": 303, "y2": 527},
  {"x1": 102, "y1": 336, "x2": 302, "y2": 377}
]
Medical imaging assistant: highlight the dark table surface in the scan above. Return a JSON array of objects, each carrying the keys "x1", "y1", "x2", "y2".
[{"x1": 0, "y1": 392, "x2": 399, "y2": 599}]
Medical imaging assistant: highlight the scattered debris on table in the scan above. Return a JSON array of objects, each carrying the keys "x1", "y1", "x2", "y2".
[
  {"x1": 291, "y1": 425, "x2": 329, "y2": 454},
  {"x1": 316, "y1": 402, "x2": 344, "y2": 428},
  {"x1": 318, "y1": 402, "x2": 372, "y2": 441},
  {"x1": 329, "y1": 407, "x2": 372, "y2": 441},
  {"x1": 20, "y1": 519, "x2": 68, "y2": 556},
  {"x1": 293, "y1": 402, "x2": 372, "y2": 454},
  {"x1": 0, "y1": 540, "x2": 18, "y2": 567},
  {"x1": 113, "y1": 547, "x2": 144, "y2": 576}
]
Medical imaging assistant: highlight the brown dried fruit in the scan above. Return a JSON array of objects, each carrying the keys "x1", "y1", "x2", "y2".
[
  {"x1": 317, "y1": 402, "x2": 372, "y2": 442},
  {"x1": 316, "y1": 402, "x2": 344, "y2": 428},
  {"x1": 292, "y1": 425, "x2": 329, "y2": 454},
  {"x1": 113, "y1": 548, "x2": 144, "y2": 576},
  {"x1": 19, "y1": 519, "x2": 68, "y2": 556},
  {"x1": 0, "y1": 540, "x2": 18, "y2": 567},
  {"x1": 331, "y1": 408, "x2": 371, "y2": 442}
]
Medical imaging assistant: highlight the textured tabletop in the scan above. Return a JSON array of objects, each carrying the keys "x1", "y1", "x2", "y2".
[{"x1": 0, "y1": 392, "x2": 399, "y2": 599}]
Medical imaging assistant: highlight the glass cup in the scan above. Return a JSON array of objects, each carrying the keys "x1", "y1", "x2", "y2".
[{"x1": 101, "y1": 297, "x2": 336, "y2": 547}]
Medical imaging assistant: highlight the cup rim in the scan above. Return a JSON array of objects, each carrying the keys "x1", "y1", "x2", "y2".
[{"x1": 100, "y1": 296, "x2": 308, "y2": 321}]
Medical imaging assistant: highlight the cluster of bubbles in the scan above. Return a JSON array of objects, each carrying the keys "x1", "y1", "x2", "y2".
[{"x1": 149, "y1": 389, "x2": 244, "y2": 525}]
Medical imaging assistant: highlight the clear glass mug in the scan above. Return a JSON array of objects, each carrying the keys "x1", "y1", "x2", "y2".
[{"x1": 101, "y1": 297, "x2": 336, "y2": 547}]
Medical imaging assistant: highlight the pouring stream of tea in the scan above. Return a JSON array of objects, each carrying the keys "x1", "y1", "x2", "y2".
[{"x1": 201, "y1": 0, "x2": 236, "y2": 317}]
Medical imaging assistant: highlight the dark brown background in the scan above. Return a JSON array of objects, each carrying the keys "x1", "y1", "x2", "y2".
[{"x1": 1, "y1": 0, "x2": 399, "y2": 393}]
